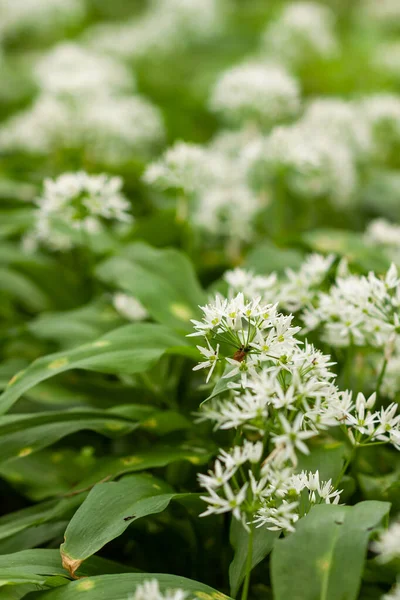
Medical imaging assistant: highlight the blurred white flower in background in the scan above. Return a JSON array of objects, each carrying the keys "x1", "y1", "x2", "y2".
[
  {"x1": 0, "y1": 0, "x2": 85, "y2": 39},
  {"x1": 34, "y1": 42, "x2": 134, "y2": 97},
  {"x1": 209, "y1": 62, "x2": 301, "y2": 128},
  {"x1": 26, "y1": 172, "x2": 132, "y2": 251},
  {"x1": 86, "y1": 0, "x2": 222, "y2": 61},
  {"x1": 263, "y1": 2, "x2": 338, "y2": 65},
  {"x1": 113, "y1": 293, "x2": 148, "y2": 322}
]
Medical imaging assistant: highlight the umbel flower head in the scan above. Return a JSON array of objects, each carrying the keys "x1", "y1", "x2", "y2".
[
  {"x1": 263, "y1": 2, "x2": 338, "y2": 65},
  {"x1": 209, "y1": 62, "x2": 300, "y2": 128},
  {"x1": 34, "y1": 42, "x2": 134, "y2": 97},
  {"x1": 26, "y1": 172, "x2": 132, "y2": 251}
]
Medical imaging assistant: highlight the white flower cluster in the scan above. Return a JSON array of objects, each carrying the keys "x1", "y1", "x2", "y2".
[
  {"x1": 361, "y1": 0, "x2": 400, "y2": 27},
  {"x1": 192, "y1": 292, "x2": 400, "y2": 528},
  {"x1": 129, "y1": 579, "x2": 189, "y2": 600},
  {"x1": 113, "y1": 293, "x2": 148, "y2": 322},
  {"x1": 86, "y1": 0, "x2": 222, "y2": 61},
  {"x1": 26, "y1": 172, "x2": 131, "y2": 251},
  {"x1": 263, "y1": 1, "x2": 338, "y2": 65},
  {"x1": 0, "y1": 94, "x2": 164, "y2": 166},
  {"x1": 209, "y1": 62, "x2": 301, "y2": 129},
  {"x1": 374, "y1": 41, "x2": 400, "y2": 82},
  {"x1": 144, "y1": 139, "x2": 261, "y2": 242},
  {"x1": 225, "y1": 253, "x2": 334, "y2": 313},
  {"x1": 33, "y1": 42, "x2": 134, "y2": 97},
  {"x1": 303, "y1": 263, "x2": 400, "y2": 349},
  {"x1": 0, "y1": 0, "x2": 85, "y2": 39},
  {"x1": 199, "y1": 440, "x2": 341, "y2": 532},
  {"x1": 0, "y1": 37, "x2": 163, "y2": 166}
]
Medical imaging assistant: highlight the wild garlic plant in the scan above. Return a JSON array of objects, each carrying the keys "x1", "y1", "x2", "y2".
[{"x1": 191, "y1": 291, "x2": 400, "y2": 565}]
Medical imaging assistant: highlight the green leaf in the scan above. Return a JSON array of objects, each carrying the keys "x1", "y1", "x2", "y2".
[
  {"x1": 96, "y1": 243, "x2": 206, "y2": 331},
  {"x1": 0, "y1": 323, "x2": 196, "y2": 414},
  {"x1": 27, "y1": 300, "x2": 122, "y2": 347},
  {"x1": 271, "y1": 501, "x2": 391, "y2": 600},
  {"x1": 0, "y1": 407, "x2": 148, "y2": 464},
  {"x1": 229, "y1": 520, "x2": 278, "y2": 597},
  {"x1": 0, "y1": 267, "x2": 50, "y2": 312},
  {"x1": 24, "y1": 573, "x2": 232, "y2": 599},
  {"x1": 0, "y1": 549, "x2": 137, "y2": 587},
  {"x1": 59, "y1": 474, "x2": 189, "y2": 576}
]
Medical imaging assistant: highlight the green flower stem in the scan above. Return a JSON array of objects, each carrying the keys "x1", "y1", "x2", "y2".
[
  {"x1": 376, "y1": 358, "x2": 388, "y2": 398},
  {"x1": 241, "y1": 522, "x2": 254, "y2": 600}
]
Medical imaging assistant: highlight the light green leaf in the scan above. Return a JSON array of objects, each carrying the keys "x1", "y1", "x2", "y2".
[
  {"x1": 271, "y1": 501, "x2": 391, "y2": 600},
  {"x1": 0, "y1": 548, "x2": 137, "y2": 587},
  {"x1": 24, "y1": 573, "x2": 232, "y2": 599},
  {"x1": 96, "y1": 243, "x2": 206, "y2": 331},
  {"x1": 0, "y1": 267, "x2": 50, "y2": 311},
  {"x1": 229, "y1": 520, "x2": 278, "y2": 597},
  {"x1": 0, "y1": 323, "x2": 196, "y2": 414},
  {"x1": 0, "y1": 407, "x2": 147, "y2": 464},
  {"x1": 245, "y1": 241, "x2": 304, "y2": 274},
  {"x1": 60, "y1": 474, "x2": 190, "y2": 576}
]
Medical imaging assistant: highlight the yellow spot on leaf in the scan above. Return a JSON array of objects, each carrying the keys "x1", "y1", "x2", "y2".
[
  {"x1": 121, "y1": 456, "x2": 143, "y2": 466},
  {"x1": 186, "y1": 456, "x2": 202, "y2": 465},
  {"x1": 170, "y1": 303, "x2": 193, "y2": 321},
  {"x1": 48, "y1": 357, "x2": 69, "y2": 370},
  {"x1": 318, "y1": 556, "x2": 331, "y2": 572},
  {"x1": 106, "y1": 422, "x2": 126, "y2": 431},
  {"x1": 152, "y1": 484, "x2": 161, "y2": 490},
  {"x1": 142, "y1": 418, "x2": 157, "y2": 429},
  {"x1": 92, "y1": 340, "x2": 111, "y2": 348},
  {"x1": 213, "y1": 593, "x2": 228, "y2": 600},
  {"x1": 195, "y1": 593, "x2": 213, "y2": 600},
  {"x1": 18, "y1": 447, "x2": 33, "y2": 458},
  {"x1": 76, "y1": 580, "x2": 95, "y2": 591},
  {"x1": 8, "y1": 370, "x2": 25, "y2": 386}
]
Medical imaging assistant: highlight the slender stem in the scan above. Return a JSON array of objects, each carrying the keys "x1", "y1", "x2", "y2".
[
  {"x1": 376, "y1": 358, "x2": 388, "y2": 398},
  {"x1": 241, "y1": 523, "x2": 254, "y2": 600},
  {"x1": 334, "y1": 447, "x2": 355, "y2": 489}
]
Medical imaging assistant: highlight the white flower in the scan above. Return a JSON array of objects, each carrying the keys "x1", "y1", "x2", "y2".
[
  {"x1": 130, "y1": 579, "x2": 189, "y2": 600},
  {"x1": 254, "y1": 500, "x2": 299, "y2": 532},
  {"x1": 272, "y1": 413, "x2": 316, "y2": 464},
  {"x1": 372, "y1": 521, "x2": 400, "y2": 563},
  {"x1": 113, "y1": 294, "x2": 148, "y2": 322},
  {"x1": 193, "y1": 341, "x2": 220, "y2": 383},
  {"x1": 209, "y1": 62, "x2": 300, "y2": 128},
  {"x1": 200, "y1": 481, "x2": 249, "y2": 521},
  {"x1": 263, "y1": 1, "x2": 338, "y2": 64},
  {"x1": 383, "y1": 585, "x2": 400, "y2": 600}
]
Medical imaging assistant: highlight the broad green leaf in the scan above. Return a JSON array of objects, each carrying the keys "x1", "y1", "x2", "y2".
[
  {"x1": 229, "y1": 519, "x2": 278, "y2": 597},
  {"x1": 271, "y1": 501, "x2": 391, "y2": 600},
  {"x1": 96, "y1": 243, "x2": 206, "y2": 331},
  {"x1": 27, "y1": 300, "x2": 122, "y2": 347},
  {"x1": 0, "y1": 323, "x2": 196, "y2": 414},
  {"x1": 0, "y1": 267, "x2": 50, "y2": 311},
  {"x1": 0, "y1": 496, "x2": 83, "y2": 543},
  {"x1": 24, "y1": 573, "x2": 232, "y2": 599},
  {"x1": 0, "y1": 522, "x2": 68, "y2": 555},
  {"x1": 66, "y1": 443, "x2": 212, "y2": 491},
  {"x1": 60, "y1": 474, "x2": 189, "y2": 575},
  {"x1": 0, "y1": 407, "x2": 148, "y2": 464},
  {"x1": 0, "y1": 548, "x2": 137, "y2": 587}
]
